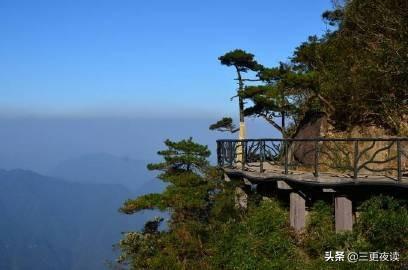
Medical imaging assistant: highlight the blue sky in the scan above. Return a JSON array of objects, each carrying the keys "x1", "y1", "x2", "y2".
[{"x1": 0, "y1": 0, "x2": 333, "y2": 118}]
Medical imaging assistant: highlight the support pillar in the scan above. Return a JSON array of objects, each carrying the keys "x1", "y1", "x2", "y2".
[
  {"x1": 290, "y1": 192, "x2": 306, "y2": 232},
  {"x1": 236, "y1": 122, "x2": 246, "y2": 163},
  {"x1": 335, "y1": 195, "x2": 353, "y2": 232},
  {"x1": 239, "y1": 122, "x2": 246, "y2": 139}
]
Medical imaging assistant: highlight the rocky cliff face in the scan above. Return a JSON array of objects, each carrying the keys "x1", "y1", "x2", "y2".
[
  {"x1": 290, "y1": 114, "x2": 407, "y2": 177},
  {"x1": 290, "y1": 113, "x2": 329, "y2": 165}
]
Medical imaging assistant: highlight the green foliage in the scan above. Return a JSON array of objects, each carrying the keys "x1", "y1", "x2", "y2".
[
  {"x1": 143, "y1": 217, "x2": 164, "y2": 234},
  {"x1": 211, "y1": 199, "x2": 300, "y2": 270},
  {"x1": 209, "y1": 117, "x2": 238, "y2": 133},
  {"x1": 302, "y1": 196, "x2": 408, "y2": 269},
  {"x1": 214, "y1": 0, "x2": 408, "y2": 135},
  {"x1": 243, "y1": 62, "x2": 303, "y2": 134},
  {"x1": 121, "y1": 193, "x2": 168, "y2": 214},
  {"x1": 118, "y1": 142, "x2": 408, "y2": 269},
  {"x1": 322, "y1": 8, "x2": 344, "y2": 26},
  {"x1": 117, "y1": 139, "x2": 222, "y2": 269},
  {"x1": 118, "y1": 228, "x2": 184, "y2": 270},
  {"x1": 291, "y1": 0, "x2": 408, "y2": 132},
  {"x1": 303, "y1": 201, "x2": 336, "y2": 257},
  {"x1": 356, "y1": 195, "x2": 408, "y2": 251},
  {"x1": 210, "y1": 49, "x2": 263, "y2": 134},
  {"x1": 147, "y1": 137, "x2": 210, "y2": 173},
  {"x1": 118, "y1": 1, "x2": 408, "y2": 268},
  {"x1": 243, "y1": 84, "x2": 297, "y2": 118},
  {"x1": 218, "y1": 49, "x2": 262, "y2": 72}
]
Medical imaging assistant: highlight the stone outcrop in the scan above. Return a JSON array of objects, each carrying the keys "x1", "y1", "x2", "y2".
[
  {"x1": 290, "y1": 112, "x2": 329, "y2": 166},
  {"x1": 289, "y1": 113, "x2": 407, "y2": 177},
  {"x1": 234, "y1": 186, "x2": 249, "y2": 210}
]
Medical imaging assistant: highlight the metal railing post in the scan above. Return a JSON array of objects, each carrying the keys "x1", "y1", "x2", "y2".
[
  {"x1": 284, "y1": 140, "x2": 289, "y2": 175},
  {"x1": 397, "y1": 140, "x2": 402, "y2": 182},
  {"x1": 260, "y1": 141, "x2": 264, "y2": 173},
  {"x1": 314, "y1": 140, "x2": 319, "y2": 177},
  {"x1": 353, "y1": 140, "x2": 359, "y2": 179},
  {"x1": 241, "y1": 141, "x2": 246, "y2": 171},
  {"x1": 216, "y1": 141, "x2": 221, "y2": 166},
  {"x1": 229, "y1": 141, "x2": 234, "y2": 167}
]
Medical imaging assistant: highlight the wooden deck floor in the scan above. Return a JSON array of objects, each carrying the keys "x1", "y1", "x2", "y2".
[{"x1": 223, "y1": 162, "x2": 408, "y2": 188}]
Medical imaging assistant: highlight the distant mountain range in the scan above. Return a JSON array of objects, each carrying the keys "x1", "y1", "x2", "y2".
[
  {"x1": 48, "y1": 153, "x2": 158, "y2": 192},
  {"x1": 0, "y1": 169, "x2": 165, "y2": 270}
]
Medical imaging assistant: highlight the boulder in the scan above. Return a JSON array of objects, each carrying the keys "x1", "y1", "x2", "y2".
[
  {"x1": 290, "y1": 112, "x2": 329, "y2": 165},
  {"x1": 289, "y1": 113, "x2": 407, "y2": 177}
]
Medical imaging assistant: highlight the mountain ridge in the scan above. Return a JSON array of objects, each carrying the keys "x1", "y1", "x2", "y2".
[{"x1": 0, "y1": 168, "x2": 161, "y2": 270}]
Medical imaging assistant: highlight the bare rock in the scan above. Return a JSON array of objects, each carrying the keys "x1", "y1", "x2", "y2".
[{"x1": 290, "y1": 112, "x2": 329, "y2": 165}]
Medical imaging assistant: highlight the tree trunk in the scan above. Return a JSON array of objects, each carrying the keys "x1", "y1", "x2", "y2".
[{"x1": 236, "y1": 67, "x2": 246, "y2": 140}]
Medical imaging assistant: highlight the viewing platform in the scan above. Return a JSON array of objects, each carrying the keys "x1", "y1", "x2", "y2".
[
  {"x1": 217, "y1": 138, "x2": 408, "y2": 188},
  {"x1": 217, "y1": 138, "x2": 408, "y2": 232}
]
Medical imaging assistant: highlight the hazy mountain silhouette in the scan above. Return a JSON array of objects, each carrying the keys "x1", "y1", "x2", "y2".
[
  {"x1": 0, "y1": 169, "x2": 164, "y2": 270},
  {"x1": 48, "y1": 153, "x2": 156, "y2": 192},
  {"x1": 0, "y1": 117, "x2": 273, "y2": 269},
  {"x1": 0, "y1": 117, "x2": 277, "y2": 174}
]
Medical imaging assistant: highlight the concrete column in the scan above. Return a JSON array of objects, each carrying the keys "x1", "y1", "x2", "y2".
[
  {"x1": 236, "y1": 123, "x2": 246, "y2": 163},
  {"x1": 239, "y1": 122, "x2": 246, "y2": 140},
  {"x1": 335, "y1": 195, "x2": 353, "y2": 232},
  {"x1": 290, "y1": 192, "x2": 306, "y2": 232}
]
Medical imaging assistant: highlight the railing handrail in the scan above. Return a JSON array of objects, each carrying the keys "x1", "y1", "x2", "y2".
[
  {"x1": 217, "y1": 137, "x2": 408, "y2": 182},
  {"x1": 217, "y1": 137, "x2": 408, "y2": 143}
]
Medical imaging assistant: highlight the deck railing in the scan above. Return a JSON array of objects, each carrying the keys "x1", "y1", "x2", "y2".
[{"x1": 216, "y1": 138, "x2": 408, "y2": 182}]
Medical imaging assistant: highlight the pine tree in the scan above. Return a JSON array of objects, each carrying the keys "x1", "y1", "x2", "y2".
[
  {"x1": 210, "y1": 49, "x2": 261, "y2": 139},
  {"x1": 117, "y1": 138, "x2": 226, "y2": 269}
]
